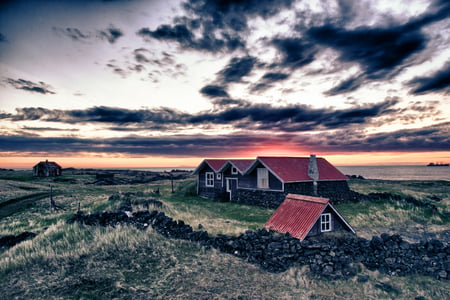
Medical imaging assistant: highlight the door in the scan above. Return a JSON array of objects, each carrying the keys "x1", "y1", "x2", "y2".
[{"x1": 226, "y1": 178, "x2": 238, "y2": 202}]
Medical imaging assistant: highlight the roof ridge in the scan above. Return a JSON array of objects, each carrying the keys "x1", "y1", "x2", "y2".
[{"x1": 286, "y1": 193, "x2": 329, "y2": 204}]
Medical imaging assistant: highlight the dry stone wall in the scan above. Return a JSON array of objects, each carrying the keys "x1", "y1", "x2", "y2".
[{"x1": 67, "y1": 210, "x2": 449, "y2": 280}]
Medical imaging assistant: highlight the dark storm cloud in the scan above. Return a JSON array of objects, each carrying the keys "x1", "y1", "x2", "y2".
[
  {"x1": 305, "y1": 122, "x2": 450, "y2": 152},
  {"x1": 137, "y1": 0, "x2": 294, "y2": 52},
  {"x1": 307, "y1": 24, "x2": 425, "y2": 80},
  {"x1": 199, "y1": 85, "x2": 229, "y2": 98},
  {"x1": 98, "y1": 25, "x2": 124, "y2": 44},
  {"x1": 1, "y1": 122, "x2": 448, "y2": 157},
  {"x1": 182, "y1": 0, "x2": 295, "y2": 28},
  {"x1": 408, "y1": 62, "x2": 450, "y2": 94},
  {"x1": 188, "y1": 98, "x2": 399, "y2": 132},
  {"x1": 0, "y1": 33, "x2": 6, "y2": 42},
  {"x1": 303, "y1": 0, "x2": 450, "y2": 95},
  {"x1": 262, "y1": 72, "x2": 290, "y2": 81},
  {"x1": 272, "y1": 38, "x2": 317, "y2": 69},
  {"x1": 137, "y1": 25, "x2": 243, "y2": 52},
  {"x1": 251, "y1": 72, "x2": 290, "y2": 92},
  {"x1": 0, "y1": 134, "x2": 277, "y2": 157},
  {"x1": 4, "y1": 98, "x2": 399, "y2": 133},
  {"x1": 325, "y1": 76, "x2": 364, "y2": 96},
  {"x1": 219, "y1": 56, "x2": 256, "y2": 83},
  {"x1": 6, "y1": 97, "x2": 399, "y2": 131},
  {"x1": 5, "y1": 78, "x2": 55, "y2": 95}
]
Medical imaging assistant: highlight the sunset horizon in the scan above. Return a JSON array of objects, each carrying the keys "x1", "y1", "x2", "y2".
[{"x1": 1, "y1": 150, "x2": 449, "y2": 169}]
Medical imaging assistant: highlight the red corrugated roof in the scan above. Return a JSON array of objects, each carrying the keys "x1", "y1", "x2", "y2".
[
  {"x1": 257, "y1": 157, "x2": 347, "y2": 182},
  {"x1": 265, "y1": 194, "x2": 329, "y2": 240},
  {"x1": 192, "y1": 159, "x2": 228, "y2": 174},
  {"x1": 228, "y1": 159, "x2": 254, "y2": 173},
  {"x1": 205, "y1": 159, "x2": 228, "y2": 172}
]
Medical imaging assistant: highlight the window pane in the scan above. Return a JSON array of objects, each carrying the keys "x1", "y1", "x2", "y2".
[{"x1": 257, "y1": 168, "x2": 269, "y2": 188}]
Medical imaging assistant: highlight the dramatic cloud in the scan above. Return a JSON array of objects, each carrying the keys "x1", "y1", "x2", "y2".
[
  {"x1": 98, "y1": 25, "x2": 124, "y2": 44},
  {"x1": 5, "y1": 78, "x2": 55, "y2": 95},
  {"x1": 137, "y1": 0, "x2": 295, "y2": 53},
  {"x1": 1, "y1": 122, "x2": 448, "y2": 157},
  {"x1": 272, "y1": 38, "x2": 317, "y2": 69},
  {"x1": 303, "y1": 0, "x2": 450, "y2": 94},
  {"x1": 219, "y1": 56, "x2": 257, "y2": 83},
  {"x1": 182, "y1": 0, "x2": 295, "y2": 29},
  {"x1": 408, "y1": 62, "x2": 450, "y2": 94},
  {"x1": 251, "y1": 72, "x2": 290, "y2": 92},
  {"x1": 199, "y1": 85, "x2": 229, "y2": 98},
  {"x1": 3, "y1": 98, "x2": 400, "y2": 134},
  {"x1": 308, "y1": 24, "x2": 425, "y2": 77},
  {"x1": 137, "y1": 25, "x2": 244, "y2": 52}
]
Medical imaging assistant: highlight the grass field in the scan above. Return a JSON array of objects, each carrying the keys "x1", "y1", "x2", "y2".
[{"x1": 0, "y1": 170, "x2": 449, "y2": 299}]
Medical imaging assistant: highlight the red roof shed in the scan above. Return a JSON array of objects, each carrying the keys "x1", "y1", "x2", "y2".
[{"x1": 265, "y1": 194, "x2": 355, "y2": 240}]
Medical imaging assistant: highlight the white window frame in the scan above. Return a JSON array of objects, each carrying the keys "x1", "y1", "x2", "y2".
[
  {"x1": 257, "y1": 168, "x2": 269, "y2": 189},
  {"x1": 320, "y1": 213, "x2": 331, "y2": 232},
  {"x1": 216, "y1": 173, "x2": 222, "y2": 180},
  {"x1": 205, "y1": 172, "x2": 214, "y2": 187},
  {"x1": 231, "y1": 167, "x2": 238, "y2": 174}
]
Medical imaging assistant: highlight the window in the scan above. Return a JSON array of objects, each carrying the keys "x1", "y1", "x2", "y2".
[
  {"x1": 216, "y1": 173, "x2": 222, "y2": 180},
  {"x1": 320, "y1": 213, "x2": 331, "y2": 232},
  {"x1": 205, "y1": 172, "x2": 214, "y2": 187},
  {"x1": 231, "y1": 167, "x2": 238, "y2": 174},
  {"x1": 257, "y1": 168, "x2": 269, "y2": 189}
]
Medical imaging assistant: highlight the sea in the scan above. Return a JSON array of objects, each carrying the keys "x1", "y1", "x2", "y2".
[
  {"x1": 9, "y1": 165, "x2": 449, "y2": 181},
  {"x1": 336, "y1": 165, "x2": 449, "y2": 181},
  {"x1": 137, "y1": 165, "x2": 449, "y2": 181}
]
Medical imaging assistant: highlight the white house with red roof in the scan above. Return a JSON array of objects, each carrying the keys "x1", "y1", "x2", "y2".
[{"x1": 193, "y1": 155, "x2": 352, "y2": 208}]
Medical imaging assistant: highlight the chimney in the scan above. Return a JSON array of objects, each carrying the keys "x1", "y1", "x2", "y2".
[{"x1": 308, "y1": 154, "x2": 319, "y2": 195}]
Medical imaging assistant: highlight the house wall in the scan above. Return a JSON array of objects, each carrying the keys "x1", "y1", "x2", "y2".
[
  {"x1": 235, "y1": 181, "x2": 352, "y2": 208},
  {"x1": 307, "y1": 206, "x2": 349, "y2": 238},
  {"x1": 197, "y1": 165, "x2": 226, "y2": 200},
  {"x1": 285, "y1": 180, "x2": 351, "y2": 203},
  {"x1": 238, "y1": 163, "x2": 283, "y2": 190}
]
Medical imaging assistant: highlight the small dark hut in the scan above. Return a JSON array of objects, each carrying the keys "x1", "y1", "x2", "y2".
[{"x1": 32, "y1": 160, "x2": 62, "y2": 177}]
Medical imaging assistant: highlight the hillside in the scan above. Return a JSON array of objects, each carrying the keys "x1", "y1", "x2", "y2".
[{"x1": 0, "y1": 170, "x2": 449, "y2": 299}]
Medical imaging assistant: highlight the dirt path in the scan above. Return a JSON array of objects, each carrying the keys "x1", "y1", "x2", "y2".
[{"x1": 0, "y1": 192, "x2": 50, "y2": 218}]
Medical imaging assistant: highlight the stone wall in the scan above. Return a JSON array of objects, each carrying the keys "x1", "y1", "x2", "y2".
[
  {"x1": 67, "y1": 210, "x2": 449, "y2": 280},
  {"x1": 236, "y1": 189, "x2": 285, "y2": 208},
  {"x1": 235, "y1": 180, "x2": 357, "y2": 208}
]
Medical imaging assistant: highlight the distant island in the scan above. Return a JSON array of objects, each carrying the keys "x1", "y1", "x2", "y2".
[{"x1": 427, "y1": 162, "x2": 449, "y2": 167}]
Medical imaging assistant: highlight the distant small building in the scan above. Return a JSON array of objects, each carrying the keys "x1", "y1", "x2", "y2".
[
  {"x1": 265, "y1": 194, "x2": 355, "y2": 240},
  {"x1": 33, "y1": 160, "x2": 62, "y2": 177}
]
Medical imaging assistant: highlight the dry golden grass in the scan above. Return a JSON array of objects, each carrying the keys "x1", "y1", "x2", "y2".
[{"x1": 0, "y1": 171, "x2": 449, "y2": 299}]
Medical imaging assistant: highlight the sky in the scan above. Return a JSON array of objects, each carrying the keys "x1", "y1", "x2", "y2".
[{"x1": 0, "y1": 0, "x2": 449, "y2": 168}]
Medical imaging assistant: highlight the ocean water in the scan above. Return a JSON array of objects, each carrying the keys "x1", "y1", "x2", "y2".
[
  {"x1": 140, "y1": 165, "x2": 449, "y2": 181},
  {"x1": 337, "y1": 165, "x2": 449, "y2": 181}
]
